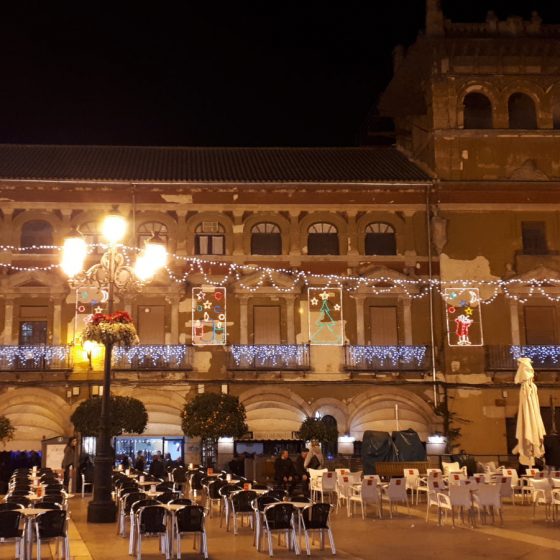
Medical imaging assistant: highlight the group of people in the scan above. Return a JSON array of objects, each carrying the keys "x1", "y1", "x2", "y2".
[{"x1": 274, "y1": 442, "x2": 324, "y2": 495}]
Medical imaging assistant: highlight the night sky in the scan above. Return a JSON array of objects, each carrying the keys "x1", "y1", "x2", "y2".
[{"x1": 1, "y1": 1, "x2": 558, "y2": 147}]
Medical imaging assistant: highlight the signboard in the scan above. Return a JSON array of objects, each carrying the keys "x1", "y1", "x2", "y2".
[
  {"x1": 192, "y1": 286, "x2": 227, "y2": 345},
  {"x1": 445, "y1": 287, "x2": 483, "y2": 347},
  {"x1": 308, "y1": 287, "x2": 343, "y2": 345}
]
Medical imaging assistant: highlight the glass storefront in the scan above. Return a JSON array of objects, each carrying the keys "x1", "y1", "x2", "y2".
[{"x1": 114, "y1": 435, "x2": 184, "y2": 465}]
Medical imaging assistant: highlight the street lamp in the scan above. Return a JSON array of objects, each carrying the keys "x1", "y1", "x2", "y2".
[{"x1": 61, "y1": 209, "x2": 167, "y2": 523}]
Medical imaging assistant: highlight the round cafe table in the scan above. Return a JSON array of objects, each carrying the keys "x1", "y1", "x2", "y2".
[{"x1": 20, "y1": 508, "x2": 52, "y2": 560}]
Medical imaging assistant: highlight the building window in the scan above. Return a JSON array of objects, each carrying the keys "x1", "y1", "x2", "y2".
[
  {"x1": 508, "y1": 93, "x2": 537, "y2": 129},
  {"x1": 195, "y1": 222, "x2": 225, "y2": 255},
  {"x1": 365, "y1": 222, "x2": 396, "y2": 255},
  {"x1": 369, "y1": 306, "x2": 399, "y2": 345},
  {"x1": 251, "y1": 222, "x2": 282, "y2": 255},
  {"x1": 524, "y1": 306, "x2": 556, "y2": 345},
  {"x1": 253, "y1": 305, "x2": 281, "y2": 344},
  {"x1": 307, "y1": 222, "x2": 339, "y2": 255},
  {"x1": 463, "y1": 92, "x2": 493, "y2": 129},
  {"x1": 521, "y1": 221, "x2": 547, "y2": 255},
  {"x1": 20, "y1": 220, "x2": 54, "y2": 253},
  {"x1": 138, "y1": 221, "x2": 169, "y2": 249},
  {"x1": 79, "y1": 221, "x2": 103, "y2": 254}
]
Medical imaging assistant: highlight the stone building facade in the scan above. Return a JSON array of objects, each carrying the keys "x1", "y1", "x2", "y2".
[{"x1": 1, "y1": 2, "x2": 560, "y2": 464}]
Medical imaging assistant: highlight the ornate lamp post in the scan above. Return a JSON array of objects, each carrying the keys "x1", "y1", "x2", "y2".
[{"x1": 61, "y1": 209, "x2": 167, "y2": 523}]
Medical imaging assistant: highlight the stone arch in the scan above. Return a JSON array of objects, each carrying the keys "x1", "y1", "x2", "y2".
[
  {"x1": 356, "y1": 212, "x2": 404, "y2": 256},
  {"x1": 508, "y1": 92, "x2": 538, "y2": 129},
  {"x1": 243, "y1": 212, "x2": 290, "y2": 256},
  {"x1": 347, "y1": 388, "x2": 437, "y2": 441},
  {"x1": 135, "y1": 211, "x2": 178, "y2": 254},
  {"x1": 311, "y1": 398, "x2": 349, "y2": 433},
  {"x1": 0, "y1": 387, "x2": 72, "y2": 450},
  {"x1": 185, "y1": 212, "x2": 234, "y2": 256},
  {"x1": 299, "y1": 212, "x2": 348, "y2": 256},
  {"x1": 12, "y1": 211, "x2": 63, "y2": 248},
  {"x1": 456, "y1": 82, "x2": 498, "y2": 129},
  {"x1": 111, "y1": 386, "x2": 190, "y2": 436},
  {"x1": 239, "y1": 387, "x2": 312, "y2": 440}
]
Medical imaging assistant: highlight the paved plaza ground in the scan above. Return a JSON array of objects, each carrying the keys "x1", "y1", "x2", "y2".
[{"x1": 2, "y1": 495, "x2": 560, "y2": 560}]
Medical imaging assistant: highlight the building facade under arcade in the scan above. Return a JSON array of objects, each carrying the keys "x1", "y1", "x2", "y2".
[{"x1": 0, "y1": 145, "x2": 441, "y2": 462}]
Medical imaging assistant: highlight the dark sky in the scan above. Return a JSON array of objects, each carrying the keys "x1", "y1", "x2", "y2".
[{"x1": 1, "y1": 1, "x2": 558, "y2": 147}]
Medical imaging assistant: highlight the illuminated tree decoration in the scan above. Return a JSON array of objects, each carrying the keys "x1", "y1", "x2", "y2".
[
  {"x1": 192, "y1": 286, "x2": 227, "y2": 346},
  {"x1": 308, "y1": 287, "x2": 343, "y2": 346},
  {"x1": 445, "y1": 288, "x2": 483, "y2": 347}
]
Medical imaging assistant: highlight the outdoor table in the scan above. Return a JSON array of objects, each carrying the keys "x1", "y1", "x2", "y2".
[
  {"x1": 20, "y1": 507, "x2": 51, "y2": 560},
  {"x1": 162, "y1": 503, "x2": 190, "y2": 558}
]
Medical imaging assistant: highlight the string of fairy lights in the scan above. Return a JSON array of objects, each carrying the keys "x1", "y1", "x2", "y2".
[{"x1": 3, "y1": 243, "x2": 560, "y2": 303}]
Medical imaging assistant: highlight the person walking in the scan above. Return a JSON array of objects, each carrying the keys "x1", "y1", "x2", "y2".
[{"x1": 62, "y1": 437, "x2": 77, "y2": 491}]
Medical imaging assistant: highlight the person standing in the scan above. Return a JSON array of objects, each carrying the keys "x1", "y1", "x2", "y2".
[
  {"x1": 148, "y1": 453, "x2": 166, "y2": 480},
  {"x1": 295, "y1": 449, "x2": 310, "y2": 496},
  {"x1": 304, "y1": 440, "x2": 324, "y2": 470},
  {"x1": 274, "y1": 450, "x2": 296, "y2": 492},
  {"x1": 134, "y1": 450, "x2": 146, "y2": 472},
  {"x1": 62, "y1": 437, "x2": 77, "y2": 491}
]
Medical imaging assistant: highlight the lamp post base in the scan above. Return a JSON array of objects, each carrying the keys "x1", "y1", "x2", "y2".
[{"x1": 87, "y1": 500, "x2": 117, "y2": 523}]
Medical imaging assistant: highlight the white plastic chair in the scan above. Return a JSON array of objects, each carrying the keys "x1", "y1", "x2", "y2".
[
  {"x1": 532, "y1": 478, "x2": 553, "y2": 521},
  {"x1": 336, "y1": 475, "x2": 358, "y2": 514},
  {"x1": 426, "y1": 479, "x2": 447, "y2": 523},
  {"x1": 382, "y1": 478, "x2": 409, "y2": 518},
  {"x1": 403, "y1": 468, "x2": 420, "y2": 505},
  {"x1": 81, "y1": 474, "x2": 93, "y2": 498},
  {"x1": 448, "y1": 472, "x2": 467, "y2": 486},
  {"x1": 313, "y1": 472, "x2": 337, "y2": 504},
  {"x1": 348, "y1": 478, "x2": 383, "y2": 519},
  {"x1": 437, "y1": 484, "x2": 475, "y2": 527},
  {"x1": 472, "y1": 485, "x2": 503, "y2": 525}
]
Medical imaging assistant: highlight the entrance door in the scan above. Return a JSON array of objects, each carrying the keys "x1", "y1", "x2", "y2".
[
  {"x1": 369, "y1": 306, "x2": 398, "y2": 345},
  {"x1": 253, "y1": 306, "x2": 281, "y2": 344},
  {"x1": 137, "y1": 305, "x2": 165, "y2": 344},
  {"x1": 524, "y1": 306, "x2": 556, "y2": 344}
]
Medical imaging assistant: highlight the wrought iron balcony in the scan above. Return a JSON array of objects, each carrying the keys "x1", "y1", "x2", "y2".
[
  {"x1": 228, "y1": 344, "x2": 310, "y2": 371},
  {"x1": 112, "y1": 345, "x2": 192, "y2": 371},
  {"x1": 344, "y1": 345, "x2": 431, "y2": 373},
  {"x1": 486, "y1": 345, "x2": 560, "y2": 371},
  {"x1": 0, "y1": 345, "x2": 72, "y2": 371}
]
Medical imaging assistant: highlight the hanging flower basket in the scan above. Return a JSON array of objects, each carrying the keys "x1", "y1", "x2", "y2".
[{"x1": 82, "y1": 311, "x2": 139, "y2": 347}]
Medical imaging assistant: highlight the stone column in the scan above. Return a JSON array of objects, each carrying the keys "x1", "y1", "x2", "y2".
[
  {"x1": 238, "y1": 295, "x2": 249, "y2": 345},
  {"x1": 2, "y1": 298, "x2": 14, "y2": 345},
  {"x1": 52, "y1": 297, "x2": 63, "y2": 345},
  {"x1": 233, "y1": 211, "x2": 244, "y2": 255},
  {"x1": 284, "y1": 295, "x2": 296, "y2": 344},
  {"x1": 347, "y1": 211, "x2": 358, "y2": 255},
  {"x1": 401, "y1": 297, "x2": 413, "y2": 345},
  {"x1": 354, "y1": 295, "x2": 366, "y2": 345},
  {"x1": 289, "y1": 211, "x2": 301, "y2": 255},
  {"x1": 170, "y1": 298, "x2": 180, "y2": 344},
  {"x1": 509, "y1": 300, "x2": 521, "y2": 345}
]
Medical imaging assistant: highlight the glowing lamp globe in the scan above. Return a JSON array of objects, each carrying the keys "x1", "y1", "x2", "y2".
[
  {"x1": 61, "y1": 234, "x2": 87, "y2": 277},
  {"x1": 102, "y1": 212, "x2": 127, "y2": 244}
]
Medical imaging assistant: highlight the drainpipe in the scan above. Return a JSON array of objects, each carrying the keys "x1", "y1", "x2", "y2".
[{"x1": 426, "y1": 182, "x2": 438, "y2": 407}]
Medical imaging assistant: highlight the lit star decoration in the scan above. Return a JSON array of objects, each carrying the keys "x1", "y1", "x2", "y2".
[
  {"x1": 319, "y1": 291, "x2": 330, "y2": 301},
  {"x1": 334, "y1": 304, "x2": 341, "y2": 311},
  {"x1": 94, "y1": 306, "x2": 103, "y2": 314},
  {"x1": 192, "y1": 287, "x2": 227, "y2": 346},
  {"x1": 310, "y1": 297, "x2": 318, "y2": 306},
  {"x1": 203, "y1": 300, "x2": 212, "y2": 309}
]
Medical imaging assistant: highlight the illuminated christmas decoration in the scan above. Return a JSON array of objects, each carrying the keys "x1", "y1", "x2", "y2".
[
  {"x1": 0, "y1": 345, "x2": 70, "y2": 369},
  {"x1": 510, "y1": 345, "x2": 560, "y2": 364},
  {"x1": 308, "y1": 287, "x2": 343, "y2": 346},
  {"x1": 230, "y1": 344, "x2": 308, "y2": 368},
  {"x1": 112, "y1": 344, "x2": 189, "y2": 368},
  {"x1": 348, "y1": 345, "x2": 427, "y2": 367},
  {"x1": 192, "y1": 287, "x2": 227, "y2": 346},
  {"x1": 445, "y1": 288, "x2": 483, "y2": 347}
]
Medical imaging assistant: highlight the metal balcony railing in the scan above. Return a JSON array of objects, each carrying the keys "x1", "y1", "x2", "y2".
[
  {"x1": 344, "y1": 345, "x2": 431, "y2": 373},
  {"x1": 228, "y1": 344, "x2": 310, "y2": 371},
  {"x1": 112, "y1": 345, "x2": 192, "y2": 371},
  {"x1": 486, "y1": 345, "x2": 560, "y2": 371},
  {"x1": 0, "y1": 345, "x2": 72, "y2": 371}
]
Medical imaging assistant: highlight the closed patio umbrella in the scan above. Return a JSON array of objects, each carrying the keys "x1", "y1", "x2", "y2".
[{"x1": 512, "y1": 357, "x2": 546, "y2": 467}]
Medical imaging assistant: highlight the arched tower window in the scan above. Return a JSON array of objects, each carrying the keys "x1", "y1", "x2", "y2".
[
  {"x1": 307, "y1": 223, "x2": 339, "y2": 255},
  {"x1": 508, "y1": 93, "x2": 537, "y2": 129},
  {"x1": 553, "y1": 97, "x2": 560, "y2": 129},
  {"x1": 251, "y1": 222, "x2": 282, "y2": 255},
  {"x1": 365, "y1": 222, "x2": 396, "y2": 255},
  {"x1": 463, "y1": 92, "x2": 493, "y2": 129}
]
